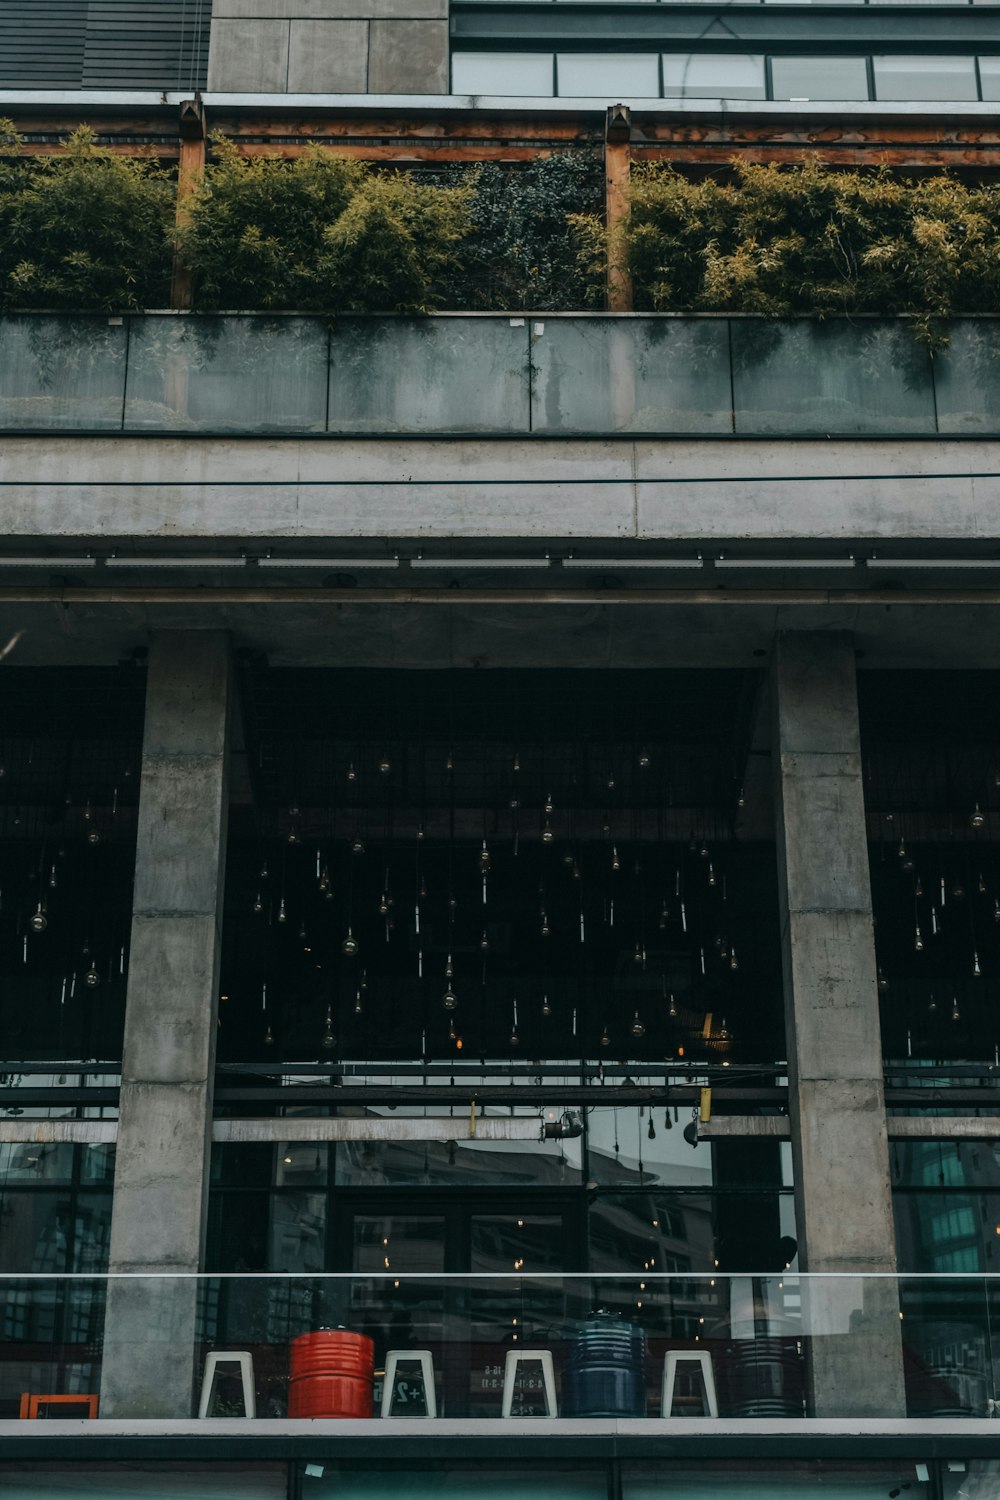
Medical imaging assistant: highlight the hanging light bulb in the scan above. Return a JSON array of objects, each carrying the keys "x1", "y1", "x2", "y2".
[
  {"x1": 633, "y1": 943, "x2": 644, "y2": 966},
  {"x1": 480, "y1": 840, "x2": 490, "y2": 873},
  {"x1": 952, "y1": 1000, "x2": 961, "y2": 1022},
  {"x1": 607, "y1": 773, "x2": 616, "y2": 791},
  {"x1": 729, "y1": 947, "x2": 738, "y2": 972},
  {"x1": 914, "y1": 924, "x2": 924, "y2": 952},
  {"x1": 630, "y1": 1011, "x2": 645, "y2": 1039},
  {"x1": 509, "y1": 797, "x2": 520, "y2": 811},
  {"x1": 540, "y1": 911, "x2": 550, "y2": 937},
  {"x1": 443, "y1": 988, "x2": 458, "y2": 1011},
  {"x1": 542, "y1": 823, "x2": 554, "y2": 844},
  {"x1": 264, "y1": 1024, "x2": 275, "y2": 1047},
  {"x1": 448, "y1": 1018, "x2": 457, "y2": 1042},
  {"x1": 86, "y1": 829, "x2": 100, "y2": 846},
  {"x1": 379, "y1": 755, "x2": 391, "y2": 775},
  {"x1": 479, "y1": 930, "x2": 490, "y2": 952},
  {"x1": 416, "y1": 824, "x2": 426, "y2": 841},
  {"x1": 260, "y1": 860, "x2": 269, "y2": 879},
  {"x1": 29, "y1": 904, "x2": 47, "y2": 933},
  {"x1": 445, "y1": 749, "x2": 454, "y2": 773},
  {"x1": 737, "y1": 786, "x2": 746, "y2": 809},
  {"x1": 84, "y1": 960, "x2": 100, "y2": 989},
  {"x1": 971, "y1": 804, "x2": 986, "y2": 829},
  {"x1": 298, "y1": 920, "x2": 307, "y2": 941},
  {"x1": 354, "y1": 992, "x2": 363, "y2": 1015},
  {"x1": 277, "y1": 898, "x2": 287, "y2": 923},
  {"x1": 600, "y1": 1024, "x2": 611, "y2": 1047},
  {"x1": 48, "y1": 864, "x2": 57, "y2": 889},
  {"x1": 980, "y1": 873, "x2": 988, "y2": 895},
  {"x1": 509, "y1": 1000, "x2": 519, "y2": 1048},
  {"x1": 252, "y1": 892, "x2": 263, "y2": 914},
  {"x1": 638, "y1": 749, "x2": 650, "y2": 769},
  {"x1": 444, "y1": 953, "x2": 454, "y2": 980},
  {"x1": 321, "y1": 1006, "x2": 336, "y2": 1049},
  {"x1": 378, "y1": 893, "x2": 390, "y2": 915},
  {"x1": 953, "y1": 881, "x2": 966, "y2": 900},
  {"x1": 699, "y1": 843, "x2": 709, "y2": 860},
  {"x1": 319, "y1": 867, "x2": 330, "y2": 893},
  {"x1": 878, "y1": 968, "x2": 889, "y2": 992},
  {"x1": 544, "y1": 793, "x2": 554, "y2": 816},
  {"x1": 351, "y1": 836, "x2": 365, "y2": 855},
  {"x1": 342, "y1": 928, "x2": 359, "y2": 957},
  {"x1": 83, "y1": 801, "x2": 93, "y2": 822},
  {"x1": 928, "y1": 994, "x2": 938, "y2": 1014},
  {"x1": 915, "y1": 876, "x2": 924, "y2": 898},
  {"x1": 973, "y1": 951, "x2": 982, "y2": 977},
  {"x1": 659, "y1": 903, "x2": 669, "y2": 930},
  {"x1": 647, "y1": 1114, "x2": 656, "y2": 1139},
  {"x1": 611, "y1": 846, "x2": 620, "y2": 872},
  {"x1": 668, "y1": 993, "x2": 678, "y2": 1018},
  {"x1": 541, "y1": 995, "x2": 551, "y2": 1018},
  {"x1": 708, "y1": 863, "x2": 716, "y2": 888},
  {"x1": 347, "y1": 763, "x2": 357, "y2": 782}
]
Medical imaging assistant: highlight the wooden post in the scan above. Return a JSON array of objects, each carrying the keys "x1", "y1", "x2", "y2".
[
  {"x1": 604, "y1": 103, "x2": 633, "y2": 313},
  {"x1": 171, "y1": 97, "x2": 207, "y2": 311}
]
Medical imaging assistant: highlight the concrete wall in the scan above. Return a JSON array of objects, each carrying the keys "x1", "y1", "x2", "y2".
[
  {"x1": 208, "y1": 0, "x2": 448, "y2": 93},
  {"x1": 3, "y1": 435, "x2": 1000, "y2": 544}
]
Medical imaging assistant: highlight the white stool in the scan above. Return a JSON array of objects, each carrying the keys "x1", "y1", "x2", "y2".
[
  {"x1": 381, "y1": 1349, "x2": 437, "y2": 1418},
  {"x1": 501, "y1": 1349, "x2": 557, "y2": 1418},
  {"x1": 198, "y1": 1351, "x2": 256, "y2": 1419},
  {"x1": 661, "y1": 1350, "x2": 718, "y2": 1418}
]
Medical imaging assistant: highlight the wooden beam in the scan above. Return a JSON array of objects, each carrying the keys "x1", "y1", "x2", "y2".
[
  {"x1": 604, "y1": 104, "x2": 633, "y2": 313},
  {"x1": 171, "y1": 98, "x2": 206, "y2": 312}
]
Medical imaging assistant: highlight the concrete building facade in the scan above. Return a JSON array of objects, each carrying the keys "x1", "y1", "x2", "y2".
[{"x1": 0, "y1": 5, "x2": 999, "y2": 1497}]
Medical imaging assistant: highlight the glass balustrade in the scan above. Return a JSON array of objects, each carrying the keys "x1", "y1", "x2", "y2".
[
  {"x1": 0, "y1": 315, "x2": 997, "y2": 438},
  {"x1": 3, "y1": 1272, "x2": 1000, "y2": 1421}
]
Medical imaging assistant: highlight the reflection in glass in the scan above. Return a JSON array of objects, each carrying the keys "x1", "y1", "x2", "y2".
[
  {"x1": 451, "y1": 52, "x2": 555, "y2": 96},
  {"x1": 873, "y1": 55, "x2": 979, "y2": 99},
  {"x1": 0, "y1": 317, "x2": 127, "y2": 430},
  {"x1": 662, "y1": 54, "x2": 766, "y2": 99},
  {"x1": 770, "y1": 56, "x2": 869, "y2": 99},
  {"x1": 557, "y1": 53, "x2": 660, "y2": 97}
]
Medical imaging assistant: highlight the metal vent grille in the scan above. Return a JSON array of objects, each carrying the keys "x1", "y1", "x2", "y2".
[{"x1": 0, "y1": 0, "x2": 211, "y2": 91}]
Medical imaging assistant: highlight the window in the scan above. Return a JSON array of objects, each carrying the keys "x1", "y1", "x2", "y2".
[
  {"x1": 557, "y1": 53, "x2": 660, "y2": 96},
  {"x1": 662, "y1": 54, "x2": 766, "y2": 98},
  {"x1": 770, "y1": 56, "x2": 870, "y2": 99},
  {"x1": 873, "y1": 55, "x2": 979, "y2": 99},
  {"x1": 980, "y1": 56, "x2": 1000, "y2": 100},
  {"x1": 451, "y1": 52, "x2": 554, "y2": 96}
]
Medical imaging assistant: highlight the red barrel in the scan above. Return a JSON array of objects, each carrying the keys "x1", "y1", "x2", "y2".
[{"x1": 288, "y1": 1330, "x2": 375, "y2": 1418}]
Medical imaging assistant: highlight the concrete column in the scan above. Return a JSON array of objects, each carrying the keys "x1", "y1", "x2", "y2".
[
  {"x1": 771, "y1": 631, "x2": 905, "y2": 1417},
  {"x1": 100, "y1": 632, "x2": 232, "y2": 1419}
]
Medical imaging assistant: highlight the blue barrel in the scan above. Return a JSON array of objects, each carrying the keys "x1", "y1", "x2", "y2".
[{"x1": 563, "y1": 1312, "x2": 646, "y2": 1417}]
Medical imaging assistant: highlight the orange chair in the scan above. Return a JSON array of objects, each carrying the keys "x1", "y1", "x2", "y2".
[{"x1": 19, "y1": 1393, "x2": 98, "y2": 1419}]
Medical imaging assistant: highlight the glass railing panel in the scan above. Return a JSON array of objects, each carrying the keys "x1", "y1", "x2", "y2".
[
  {"x1": 0, "y1": 316, "x2": 127, "y2": 430},
  {"x1": 327, "y1": 317, "x2": 530, "y2": 434},
  {"x1": 3, "y1": 1272, "x2": 996, "y2": 1422},
  {"x1": 122, "y1": 315, "x2": 329, "y2": 433},
  {"x1": 933, "y1": 318, "x2": 1000, "y2": 433},
  {"x1": 731, "y1": 318, "x2": 937, "y2": 434},
  {"x1": 530, "y1": 317, "x2": 733, "y2": 434}
]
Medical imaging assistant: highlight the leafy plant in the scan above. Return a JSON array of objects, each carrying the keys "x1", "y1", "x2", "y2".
[
  {"x1": 580, "y1": 159, "x2": 1000, "y2": 344},
  {"x1": 5, "y1": 127, "x2": 173, "y2": 311},
  {"x1": 436, "y1": 153, "x2": 605, "y2": 311},
  {"x1": 179, "y1": 140, "x2": 471, "y2": 312}
]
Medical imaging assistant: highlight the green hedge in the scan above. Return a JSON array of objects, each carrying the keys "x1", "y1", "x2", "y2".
[
  {"x1": 575, "y1": 159, "x2": 1000, "y2": 345},
  {"x1": 2, "y1": 125, "x2": 999, "y2": 332}
]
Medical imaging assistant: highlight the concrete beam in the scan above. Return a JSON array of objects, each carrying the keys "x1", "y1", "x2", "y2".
[
  {"x1": 101, "y1": 631, "x2": 233, "y2": 1420},
  {"x1": 2, "y1": 436, "x2": 1000, "y2": 544}
]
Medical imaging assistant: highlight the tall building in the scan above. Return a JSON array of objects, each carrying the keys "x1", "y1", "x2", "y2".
[{"x1": 0, "y1": 0, "x2": 999, "y2": 1495}]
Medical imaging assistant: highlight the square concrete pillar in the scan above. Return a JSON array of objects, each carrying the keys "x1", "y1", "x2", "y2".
[
  {"x1": 771, "y1": 631, "x2": 905, "y2": 1416},
  {"x1": 100, "y1": 632, "x2": 232, "y2": 1419}
]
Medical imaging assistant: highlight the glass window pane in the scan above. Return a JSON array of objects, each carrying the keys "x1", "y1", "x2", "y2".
[
  {"x1": 452, "y1": 53, "x2": 554, "y2": 96},
  {"x1": 980, "y1": 56, "x2": 1000, "y2": 100},
  {"x1": 873, "y1": 55, "x2": 979, "y2": 99},
  {"x1": 270, "y1": 1191, "x2": 326, "y2": 1272},
  {"x1": 302, "y1": 1466, "x2": 607, "y2": 1500},
  {"x1": 0, "y1": 1143, "x2": 74, "y2": 1184},
  {"x1": 352, "y1": 1215, "x2": 446, "y2": 1273},
  {"x1": 934, "y1": 319, "x2": 1000, "y2": 433},
  {"x1": 662, "y1": 54, "x2": 765, "y2": 98},
  {"x1": 623, "y1": 1461, "x2": 931, "y2": 1498},
  {"x1": 0, "y1": 1464, "x2": 288, "y2": 1498},
  {"x1": 469, "y1": 1213, "x2": 563, "y2": 1272},
  {"x1": 557, "y1": 53, "x2": 660, "y2": 97},
  {"x1": 770, "y1": 56, "x2": 869, "y2": 99}
]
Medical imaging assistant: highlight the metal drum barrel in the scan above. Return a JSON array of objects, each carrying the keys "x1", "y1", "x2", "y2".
[
  {"x1": 563, "y1": 1313, "x2": 646, "y2": 1417},
  {"x1": 288, "y1": 1329, "x2": 375, "y2": 1418}
]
